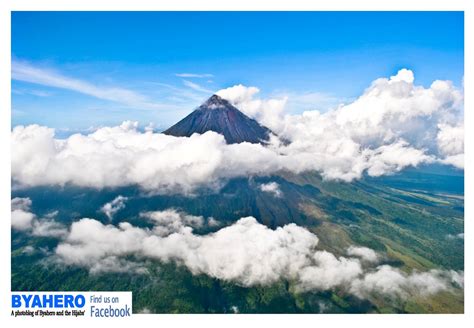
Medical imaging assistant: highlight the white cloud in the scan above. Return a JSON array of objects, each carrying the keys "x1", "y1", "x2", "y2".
[
  {"x1": 12, "y1": 60, "x2": 166, "y2": 110},
  {"x1": 346, "y1": 246, "x2": 379, "y2": 263},
  {"x1": 297, "y1": 250, "x2": 363, "y2": 291},
  {"x1": 32, "y1": 219, "x2": 69, "y2": 239},
  {"x1": 182, "y1": 80, "x2": 213, "y2": 93},
  {"x1": 218, "y1": 85, "x2": 343, "y2": 120},
  {"x1": 11, "y1": 121, "x2": 432, "y2": 193},
  {"x1": 217, "y1": 84, "x2": 287, "y2": 129},
  {"x1": 101, "y1": 195, "x2": 128, "y2": 220},
  {"x1": 140, "y1": 209, "x2": 204, "y2": 236},
  {"x1": 12, "y1": 208, "x2": 36, "y2": 231},
  {"x1": 11, "y1": 197, "x2": 67, "y2": 238},
  {"x1": 350, "y1": 265, "x2": 453, "y2": 299},
  {"x1": 365, "y1": 140, "x2": 433, "y2": 177},
  {"x1": 11, "y1": 197, "x2": 32, "y2": 211},
  {"x1": 45, "y1": 210, "x2": 59, "y2": 219},
  {"x1": 88, "y1": 256, "x2": 148, "y2": 275},
  {"x1": 11, "y1": 197, "x2": 36, "y2": 231},
  {"x1": 217, "y1": 85, "x2": 260, "y2": 105},
  {"x1": 218, "y1": 69, "x2": 463, "y2": 167},
  {"x1": 22, "y1": 246, "x2": 35, "y2": 255},
  {"x1": 259, "y1": 182, "x2": 283, "y2": 197},
  {"x1": 326, "y1": 73, "x2": 463, "y2": 148},
  {"x1": 12, "y1": 122, "x2": 231, "y2": 193},
  {"x1": 12, "y1": 69, "x2": 463, "y2": 193},
  {"x1": 440, "y1": 154, "x2": 464, "y2": 170},
  {"x1": 436, "y1": 123, "x2": 464, "y2": 169},
  {"x1": 207, "y1": 217, "x2": 221, "y2": 227},
  {"x1": 438, "y1": 124, "x2": 464, "y2": 154},
  {"x1": 54, "y1": 213, "x2": 461, "y2": 299},
  {"x1": 175, "y1": 73, "x2": 214, "y2": 78},
  {"x1": 449, "y1": 270, "x2": 464, "y2": 288},
  {"x1": 390, "y1": 68, "x2": 415, "y2": 83}
]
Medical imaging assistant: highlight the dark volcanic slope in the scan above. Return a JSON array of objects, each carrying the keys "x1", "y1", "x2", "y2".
[{"x1": 163, "y1": 94, "x2": 272, "y2": 144}]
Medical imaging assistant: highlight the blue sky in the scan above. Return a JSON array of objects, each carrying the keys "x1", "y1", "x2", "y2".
[{"x1": 12, "y1": 11, "x2": 464, "y2": 131}]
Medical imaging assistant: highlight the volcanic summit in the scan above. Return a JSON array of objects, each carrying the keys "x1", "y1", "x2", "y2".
[{"x1": 163, "y1": 94, "x2": 272, "y2": 144}]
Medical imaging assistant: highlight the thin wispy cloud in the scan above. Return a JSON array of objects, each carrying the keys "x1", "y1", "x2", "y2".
[
  {"x1": 175, "y1": 73, "x2": 214, "y2": 78},
  {"x1": 146, "y1": 82, "x2": 206, "y2": 101},
  {"x1": 182, "y1": 79, "x2": 213, "y2": 93},
  {"x1": 12, "y1": 60, "x2": 167, "y2": 110},
  {"x1": 12, "y1": 88, "x2": 52, "y2": 97}
]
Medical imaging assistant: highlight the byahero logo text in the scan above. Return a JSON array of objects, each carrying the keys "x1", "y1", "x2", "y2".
[{"x1": 11, "y1": 292, "x2": 132, "y2": 318}]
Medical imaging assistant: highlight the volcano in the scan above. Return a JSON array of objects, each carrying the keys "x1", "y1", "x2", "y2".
[{"x1": 163, "y1": 94, "x2": 272, "y2": 144}]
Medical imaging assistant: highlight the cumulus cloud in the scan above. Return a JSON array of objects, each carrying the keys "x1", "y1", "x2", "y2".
[
  {"x1": 437, "y1": 123, "x2": 464, "y2": 155},
  {"x1": 259, "y1": 182, "x2": 283, "y2": 197},
  {"x1": 217, "y1": 84, "x2": 287, "y2": 129},
  {"x1": 346, "y1": 246, "x2": 379, "y2": 263},
  {"x1": 11, "y1": 197, "x2": 36, "y2": 231},
  {"x1": 11, "y1": 122, "x2": 234, "y2": 193},
  {"x1": 297, "y1": 250, "x2": 362, "y2": 291},
  {"x1": 11, "y1": 197, "x2": 32, "y2": 211},
  {"x1": 140, "y1": 209, "x2": 204, "y2": 236},
  {"x1": 440, "y1": 154, "x2": 464, "y2": 170},
  {"x1": 101, "y1": 195, "x2": 128, "y2": 220},
  {"x1": 437, "y1": 123, "x2": 464, "y2": 169},
  {"x1": 11, "y1": 210, "x2": 36, "y2": 231},
  {"x1": 31, "y1": 219, "x2": 69, "y2": 239},
  {"x1": 11, "y1": 69, "x2": 463, "y2": 193},
  {"x1": 219, "y1": 69, "x2": 463, "y2": 167},
  {"x1": 9, "y1": 122, "x2": 432, "y2": 193},
  {"x1": 54, "y1": 212, "x2": 461, "y2": 299},
  {"x1": 349, "y1": 265, "x2": 456, "y2": 299},
  {"x1": 365, "y1": 140, "x2": 433, "y2": 177},
  {"x1": 11, "y1": 197, "x2": 67, "y2": 238},
  {"x1": 390, "y1": 68, "x2": 414, "y2": 83}
]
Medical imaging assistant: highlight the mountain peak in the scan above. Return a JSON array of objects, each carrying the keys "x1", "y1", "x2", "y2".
[
  {"x1": 163, "y1": 94, "x2": 272, "y2": 144},
  {"x1": 201, "y1": 94, "x2": 230, "y2": 109}
]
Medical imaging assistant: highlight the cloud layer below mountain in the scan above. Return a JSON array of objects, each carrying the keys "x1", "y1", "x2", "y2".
[
  {"x1": 11, "y1": 199, "x2": 463, "y2": 300},
  {"x1": 53, "y1": 210, "x2": 462, "y2": 299},
  {"x1": 11, "y1": 197, "x2": 67, "y2": 238},
  {"x1": 11, "y1": 69, "x2": 463, "y2": 193}
]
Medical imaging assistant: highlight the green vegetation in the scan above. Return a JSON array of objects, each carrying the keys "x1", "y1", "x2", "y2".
[{"x1": 11, "y1": 168, "x2": 464, "y2": 313}]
